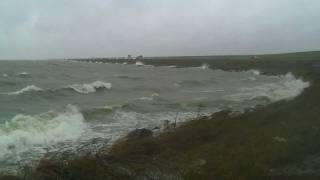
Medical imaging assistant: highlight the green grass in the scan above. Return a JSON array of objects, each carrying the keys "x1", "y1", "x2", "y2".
[{"x1": 108, "y1": 79, "x2": 320, "y2": 179}]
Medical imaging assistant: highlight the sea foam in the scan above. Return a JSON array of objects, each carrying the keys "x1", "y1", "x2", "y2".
[
  {"x1": 69, "y1": 81, "x2": 112, "y2": 94},
  {"x1": 135, "y1": 61, "x2": 144, "y2": 66},
  {"x1": 17, "y1": 72, "x2": 29, "y2": 76},
  {"x1": 5, "y1": 81, "x2": 112, "y2": 95},
  {"x1": 225, "y1": 73, "x2": 310, "y2": 102},
  {"x1": 0, "y1": 105, "x2": 86, "y2": 159},
  {"x1": 200, "y1": 63, "x2": 210, "y2": 69},
  {"x1": 8, "y1": 85, "x2": 43, "y2": 95}
]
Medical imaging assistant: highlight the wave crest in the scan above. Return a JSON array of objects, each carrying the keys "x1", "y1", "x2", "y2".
[
  {"x1": 135, "y1": 61, "x2": 144, "y2": 66},
  {"x1": 225, "y1": 73, "x2": 310, "y2": 102},
  {"x1": 17, "y1": 72, "x2": 29, "y2": 76},
  {"x1": 200, "y1": 63, "x2": 210, "y2": 69},
  {"x1": 8, "y1": 85, "x2": 43, "y2": 95},
  {"x1": 69, "y1": 81, "x2": 112, "y2": 94},
  {"x1": 0, "y1": 105, "x2": 86, "y2": 159},
  {"x1": 4, "y1": 81, "x2": 112, "y2": 95}
]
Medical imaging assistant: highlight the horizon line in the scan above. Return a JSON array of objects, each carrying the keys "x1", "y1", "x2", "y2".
[{"x1": 1, "y1": 50, "x2": 319, "y2": 61}]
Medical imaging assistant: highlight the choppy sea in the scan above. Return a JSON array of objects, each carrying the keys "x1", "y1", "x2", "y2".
[{"x1": 0, "y1": 60, "x2": 309, "y2": 174}]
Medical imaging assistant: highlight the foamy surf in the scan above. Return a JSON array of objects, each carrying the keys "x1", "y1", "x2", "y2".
[
  {"x1": 69, "y1": 81, "x2": 112, "y2": 94},
  {"x1": 200, "y1": 63, "x2": 210, "y2": 69},
  {"x1": 4, "y1": 81, "x2": 112, "y2": 96},
  {"x1": 225, "y1": 73, "x2": 310, "y2": 102},
  {"x1": 0, "y1": 59, "x2": 314, "y2": 175},
  {"x1": 251, "y1": 70, "x2": 261, "y2": 75},
  {"x1": 0, "y1": 105, "x2": 86, "y2": 169},
  {"x1": 135, "y1": 61, "x2": 144, "y2": 66},
  {"x1": 135, "y1": 93, "x2": 159, "y2": 101},
  {"x1": 8, "y1": 85, "x2": 43, "y2": 95},
  {"x1": 17, "y1": 72, "x2": 29, "y2": 76}
]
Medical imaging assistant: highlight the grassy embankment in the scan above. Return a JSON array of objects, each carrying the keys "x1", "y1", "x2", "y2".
[{"x1": 3, "y1": 51, "x2": 320, "y2": 180}]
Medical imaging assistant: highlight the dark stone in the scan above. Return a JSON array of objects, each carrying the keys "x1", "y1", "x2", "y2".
[
  {"x1": 0, "y1": 175, "x2": 21, "y2": 180},
  {"x1": 127, "y1": 128, "x2": 152, "y2": 139}
]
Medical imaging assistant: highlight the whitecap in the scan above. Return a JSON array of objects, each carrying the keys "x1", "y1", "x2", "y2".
[
  {"x1": 135, "y1": 61, "x2": 144, "y2": 66},
  {"x1": 17, "y1": 72, "x2": 29, "y2": 76},
  {"x1": 136, "y1": 97, "x2": 153, "y2": 101},
  {"x1": 0, "y1": 105, "x2": 86, "y2": 161},
  {"x1": 225, "y1": 73, "x2": 310, "y2": 102},
  {"x1": 69, "y1": 81, "x2": 112, "y2": 94},
  {"x1": 199, "y1": 63, "x2": 210, "y2": 69},
  {"x1": 135, "y1": 93, "x2": 159, "y2": 101},
  {"x1": 8, "y1": 85, "x2": 43, "y2": 95},
  {"x1": 250, "y1": 70, "x2": 261, "y2": 75}
]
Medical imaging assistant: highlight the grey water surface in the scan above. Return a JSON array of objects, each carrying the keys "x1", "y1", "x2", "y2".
[{"x1": 0, "y1": 60, "x2": 309, "y2": 174}]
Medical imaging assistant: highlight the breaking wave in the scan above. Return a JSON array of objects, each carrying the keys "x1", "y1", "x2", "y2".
[
  {"x1": 68, "y1": 81, "x2": 112, "y2": 94},
  {"x1": 135, "y1": 61, "x2": 144, "y2": 66},
  {"x1": 200, "y1": 63, "x2": 210, "y2": 69},
  {"x1": 135, "y1": 93, "x2": 159, "y2": 101},
  {"x1": 225, "y1": 73, "x2": 310, "y2": 102},
  {"x1": 0, "y1": 105, "x2": 86, "y2": 160},
  {"x1": 17, "y1": 72, "x2": 29, "y2": 76},
  {"x1": 251, "y1": 70, "x2": 261, "y2": 75},
  {"x1": 8, "y1": 85, "x2": 43, "y2": 95},
  {"x1": 5, "y1": 81, "x2": 112, "y2": 95},
  {"x1": 134, "y1": 61, "x2": 154, "y2": 68}
]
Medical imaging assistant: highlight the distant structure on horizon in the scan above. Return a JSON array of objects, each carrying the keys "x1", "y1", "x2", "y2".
[
  {"x1": 127, "y1": 55, "x2": 133, "y2": 60},
  {"x1": 136, "y1": 55, "x2": 143, "y2": 60}
]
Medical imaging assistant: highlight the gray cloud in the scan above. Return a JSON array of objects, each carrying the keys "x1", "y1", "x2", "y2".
[{"x1": 1, "y1": 0, "x2": 320, "y2": 59}]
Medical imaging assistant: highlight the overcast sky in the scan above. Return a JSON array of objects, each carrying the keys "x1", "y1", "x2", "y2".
[{"x1": 0, "y1": 0, "x2": 320, "y2": 59}]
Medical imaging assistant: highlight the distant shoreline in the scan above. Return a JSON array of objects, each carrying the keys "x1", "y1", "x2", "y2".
[
  {"x1": 69, "y1": 50, "x2": 320, "y2": 60},
  {"x1": 1, "y1": 50, "x2": 319, "y2": 61},
  {"x1": 73, "y1": 51, "x2": 320, "y2": 77}
]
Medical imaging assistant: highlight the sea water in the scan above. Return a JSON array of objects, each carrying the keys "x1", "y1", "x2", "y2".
[{"x1": 0, "y1": 60, "x2": 309, "y2": 174}]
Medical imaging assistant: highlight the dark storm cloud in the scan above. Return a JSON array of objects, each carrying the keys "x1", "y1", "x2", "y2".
[{"x1": 0, "y1": 0, "x2": 320, "y2": 59}]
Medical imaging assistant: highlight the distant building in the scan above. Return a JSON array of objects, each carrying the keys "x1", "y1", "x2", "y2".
[
  {"x1": 127, "y1": 55, "x2": 133, "y2": 60},
  {"x1": 136, "y1": 55, "x2": 143, "y2": 60}
]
